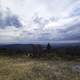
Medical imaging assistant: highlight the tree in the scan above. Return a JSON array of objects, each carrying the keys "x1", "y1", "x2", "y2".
[
  {"x1": 37, "y1": 44, "x2": 43, "y2": 57},
  {"x1": 46, "y1": 43, "x2": 51, "y2": 53},
  {"x1": 32, "y1": 44, "x2": 43, "y2": 57}
]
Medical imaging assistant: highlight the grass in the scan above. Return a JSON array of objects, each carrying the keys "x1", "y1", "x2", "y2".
[{"x1": 0, "y1": 55, "x2": 80, "y2": 80}]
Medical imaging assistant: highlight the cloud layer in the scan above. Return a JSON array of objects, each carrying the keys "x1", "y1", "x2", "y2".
[{"x1": 0, "y1": 0, "x2": 80, "y2": 44}]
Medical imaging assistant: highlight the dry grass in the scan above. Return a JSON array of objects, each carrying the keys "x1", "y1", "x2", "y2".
[{"x1": 0, "y1": 55, "x2": 80, "y2": 80}]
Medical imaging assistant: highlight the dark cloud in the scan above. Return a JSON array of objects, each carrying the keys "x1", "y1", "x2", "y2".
[
  {"x1": 60, "y1": 23, "x2": 80, "y2": 41},
  {"x1": 5, "y1": 15, "x2": 22, "y2": 28},
  {"x1": 72, "y1": 8, "x2": 80, "y2": 16},
  {"x1": 0, "y1": 8, "x2": 22, "y2": 28}
]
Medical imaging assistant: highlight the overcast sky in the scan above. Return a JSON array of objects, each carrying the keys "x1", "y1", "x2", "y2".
[{"x1": 0, "y1": 0, "x2": 80, "y2": 44}]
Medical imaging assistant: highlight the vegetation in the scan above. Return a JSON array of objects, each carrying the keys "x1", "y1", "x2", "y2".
[
  {"x1": 0, "y1": 43, "x2": 80, "y2": 80},
  {"x1": 0, "y1": 43, "x2": 80, "y2": 59},
  {"x1": 0, "y1": 55, "x2": 80, "y2": 80}
]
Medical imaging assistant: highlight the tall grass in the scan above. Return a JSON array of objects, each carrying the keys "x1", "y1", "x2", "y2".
[{"x1": 0, "y1": 55, "x2": 80, "y2": 80}]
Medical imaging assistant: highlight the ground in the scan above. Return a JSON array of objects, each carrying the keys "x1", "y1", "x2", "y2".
[{"x1": 0, "y1": 55, "x2": 80, "y2": 80}]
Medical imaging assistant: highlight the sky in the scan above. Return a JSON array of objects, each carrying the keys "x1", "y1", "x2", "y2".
[{"x1": 0, "y1": 0, "x2": 80, "y2": 44}]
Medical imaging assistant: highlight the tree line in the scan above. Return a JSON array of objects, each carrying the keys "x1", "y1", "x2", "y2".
[{"x1": 0, "y1": 43, "x2": 80, "y2": 59}]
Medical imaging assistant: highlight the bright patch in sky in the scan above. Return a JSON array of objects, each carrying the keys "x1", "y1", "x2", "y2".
[{"x1": 0, "y1": 0, "x2": 80, "y2": 44}]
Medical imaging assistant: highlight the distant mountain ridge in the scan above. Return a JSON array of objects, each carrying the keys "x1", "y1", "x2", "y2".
[{"x1": 0, "y1": 43, "x2": 80, "y2": 49}]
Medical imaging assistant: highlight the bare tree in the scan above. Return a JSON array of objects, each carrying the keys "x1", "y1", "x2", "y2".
[{"x1": 31, "y1": 44, "x2": 43, "y2": 57}]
